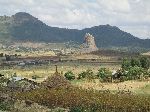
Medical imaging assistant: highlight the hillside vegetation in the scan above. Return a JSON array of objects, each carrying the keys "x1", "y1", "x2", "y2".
[{"x1": 0, "y1": 12, "x2": 150, "y2": 50}]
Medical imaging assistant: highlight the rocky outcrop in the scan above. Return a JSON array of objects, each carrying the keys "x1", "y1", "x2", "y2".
[{"x1": 80, "y1": 33, "x2": 98, "y2": 53}]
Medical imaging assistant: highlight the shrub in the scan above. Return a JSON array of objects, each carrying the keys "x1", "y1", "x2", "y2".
[
  {"x1": 78, "y1": 69, "x2": 95, "y2": 81},
  {"x1": 0, "y1": 77, "x2": 9, "y2": 87},
  {"x1": 64, "y1": 71, "x2": 75, "y2": 80},
  {"x1": 127, "y1": 66, "x2": 144, "y2": 80},
  {"x1": 0, "y1": 101, "x2": 12, "y2": 111},
  {"x1": 131, "y1": 58, "x2": 141, "y2": 67},
  {"x1": 97, "y1": 68, "x2": 112, "y2": 80},
  {"x1": 140, "y1": 57, "x2": 150, "y2": 69},
  {"x1": 122, "y1": 57, "x2": 150, "y2": 70},
  {"x1": 122, "y1": 58, "x2": 131, "y2": 70},
  {"x1": 78, "y1": 71, "x2": 87, "y2": 79},
  {"x1": 84, "y1": 69, "x2": 95, "y2": 81}
]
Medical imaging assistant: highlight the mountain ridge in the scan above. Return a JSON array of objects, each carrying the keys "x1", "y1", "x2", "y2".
[{"x1": 0, "y1": 12, "x2": 150, "y2": 49}]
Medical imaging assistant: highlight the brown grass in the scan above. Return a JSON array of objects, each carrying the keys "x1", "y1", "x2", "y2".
[{"x1": 15, "y1": 86, "x2": 150, "y2": 112}]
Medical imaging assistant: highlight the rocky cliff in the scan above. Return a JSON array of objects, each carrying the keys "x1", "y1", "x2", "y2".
[{"x1": 80, "y1": 33, "x2": 98, "y2": 53}]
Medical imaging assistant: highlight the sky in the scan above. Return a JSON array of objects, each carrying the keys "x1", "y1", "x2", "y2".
[{"x1": 0, "y1": 0, "x2": 149, "y2": 39}]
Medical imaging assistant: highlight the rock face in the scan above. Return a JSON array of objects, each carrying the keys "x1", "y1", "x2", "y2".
[
  {"x1": 80, "y1": 33, "x2": 98, "y2": 53},
  {"x1": 84, "y1": 33, "x2": 98, "y2": 49}
]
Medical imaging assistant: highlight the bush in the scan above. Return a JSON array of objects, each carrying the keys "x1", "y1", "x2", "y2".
[
  {"x1": 121, "y1": 57, "x2": 150, "y2": 81},
  {"x1": 85, "y1": 69, "x2": 95, "y2": 81},
  {"x1": 127, "y1": 66, "x2": 144, "y2": 80},
  {"x1": 64, "y1": 71, "x2": 75, "y2": 80},
  {"x1": 122, "y1": 58, "x2": 131, "y2": 70},
  {"x1": 0, "y1": 77, "x2": 9, "y2": 87},
  {"x1": 131, "y1": 58, "x2": 141, "y2": 67},
  {"x1": 78, "y1": 69, "x2": 95, "y2": 81},
  {"x1": 0, "y1": 102, "x2": 12, "y2": 111},
  {"x1": 97, "y1": 68, "x2": 112, "y2": 79},
  {"x1": 140, "y1": 57, "x2": 150, "y2": 69},
  {"x1": 78, "y1": 71, "x2": 87, "y2": 79},
  {"x1": 122, "y1": 57, "x2": 150, "y2": 70}
]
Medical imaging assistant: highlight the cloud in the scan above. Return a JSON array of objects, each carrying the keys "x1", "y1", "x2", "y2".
[
  {"x1": 97, "y1": 0, "x2": 130, "y2": 13},
  {"x1": 0, "y1": 0, "x2": 149, "y2": 38}
]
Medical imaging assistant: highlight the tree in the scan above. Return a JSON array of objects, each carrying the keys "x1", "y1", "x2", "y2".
[
  {"x1": 127, "y1": 66, "x2": 144, "y2": 80},
  {"x1": 140, "y1": 57, "x2": 150, "y2": 69},
  {"x1": 122, "y1": 58, "x2": 131, "y2": 70},
  {"x1": 64, "y1": 71, "x2": 75, "y2": 80},
  {"x1": 131, "y1": 58, "x2": 141, "y2": 67}
]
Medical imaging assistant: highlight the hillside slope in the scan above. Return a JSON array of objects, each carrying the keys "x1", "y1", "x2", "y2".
[{"x1": 0, "y1": 12, "x2": 150, "y2": 49}]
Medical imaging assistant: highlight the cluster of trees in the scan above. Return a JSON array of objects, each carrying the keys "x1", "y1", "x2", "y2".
[
  {"x1": 122, "y1": 57, "x2": 150, "y2": 70},
  {"x1": 64, "y1": 68, "x2": 113, "y2": 82},
  {"x1": 64, "y1": 69, "x2": 96, "y2": 81},
  {"x1": 64, "y1": 57, "x2": 150, "y2": 82},
  {"x1": 119, "y1": 57, "x2": 150, "y2": 81}
]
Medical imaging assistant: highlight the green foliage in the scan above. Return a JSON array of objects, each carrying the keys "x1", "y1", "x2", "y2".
[
  {"x1": 78, "y1": 71, "x2": 87, "y2": 79},
  {"x1": 1, "y1": 12, "x2": 150, "y2": 49},
  {"x1": 127, "y1": 66, "x2": 144, "y2": 80},
  {"x1": 0, "y1": 101, "x2": 12, "y2": 111},
  {"x1": 122, "y1": 58, "x2": 131, "y2": 70},
  {"x1": 78, "y1": 69, "x2": 95, "y2": 81},
  {"x1": 140, "y1": 57, "x2": 150, "y2": 69},
  {"x1": 0, "y1": 77, "x2": 9, "y2": 87},
  {"x1": 97, "y1": 68, "x2": 112, "y2": 82},
  {"x1": 131, "y1": 58, "x2": 141, "y2": 67},
  {"x1": 84, "y1": 69, "x2": 95, "y2": 80},
  {"x1": 122, "y1": 57, "x2": 150, "y2": 70},
  {"x1": 97, "y1": 68, "x2": 112, "y2": 79},
  {"x1": 64, "y1": 71, "x2": 75, "y2": 80},
  {"x1": 121, "y1": 57, "x2": 150, "y2": 81},
  {"x1": 70, "y1": 106, "x2": 85, "y2": 112}
]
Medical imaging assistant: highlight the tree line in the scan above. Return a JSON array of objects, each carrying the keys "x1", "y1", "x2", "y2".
[{"x1": 64, "y1": 57, "x2": 150, "y2": 82}]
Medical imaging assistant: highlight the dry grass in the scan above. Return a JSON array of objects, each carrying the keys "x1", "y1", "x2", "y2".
[
  {"x1": 73, "y1": 79, "x2": 150, "y2": 94},
  {"x1": 15, "y1": 86, "x2": 150, "y2": 112}
]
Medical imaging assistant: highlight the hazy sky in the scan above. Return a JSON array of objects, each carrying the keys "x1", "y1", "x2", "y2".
[{"x1": 0, "y1": 0, "x2": 149, "y2": 39}]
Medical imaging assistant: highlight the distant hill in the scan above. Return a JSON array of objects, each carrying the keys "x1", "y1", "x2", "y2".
[{"x1": 0, "y1": 12, "x2": 150, "y2": 49}]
